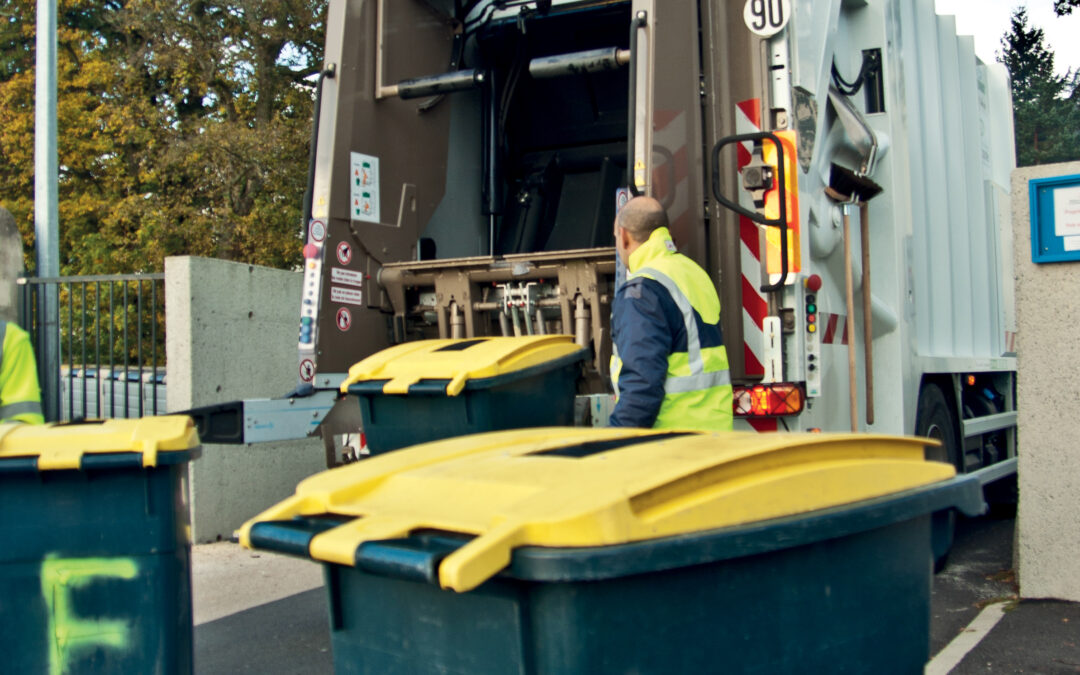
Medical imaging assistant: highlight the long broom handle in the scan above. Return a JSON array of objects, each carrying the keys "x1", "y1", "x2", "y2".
[{"x1": 843, "y1": 206, "x2": 858, "y2": 432}]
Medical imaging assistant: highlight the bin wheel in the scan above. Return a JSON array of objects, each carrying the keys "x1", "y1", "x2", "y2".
[{"x1": 915, "y1": 383, "x2": 959, "y2": 573}]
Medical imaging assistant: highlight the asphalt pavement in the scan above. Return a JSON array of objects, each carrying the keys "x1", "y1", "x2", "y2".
[
  {"x1": 927, "y1": 514, "x2": 1080, "y2": 674},
  {"x1": 193, "y1": 511, "x2": 1080, "y2": 674}
]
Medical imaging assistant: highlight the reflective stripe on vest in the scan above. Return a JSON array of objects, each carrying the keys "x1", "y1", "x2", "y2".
[
  {"x1": 0, "y1": 400, "x2": 41, "y2": 419},
  {"x1": 634, "y1": 267, "x2": 731, "y2": 395}
]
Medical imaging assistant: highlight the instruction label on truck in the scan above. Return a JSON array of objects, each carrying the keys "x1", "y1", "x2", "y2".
[
  {"x1": 331, "y1": 267, "x2": 364, "y2": 288},
  {"x1": 350, "y1": 152, "x2": 380, "y2": 223},
  {"x1": 331, "y1": 286, "x2": 363, "y2": 306}
]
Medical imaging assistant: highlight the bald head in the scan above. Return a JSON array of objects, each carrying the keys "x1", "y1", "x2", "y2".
[{"x1": 616, "y1": 196, "x2": 667, "y2": 243}]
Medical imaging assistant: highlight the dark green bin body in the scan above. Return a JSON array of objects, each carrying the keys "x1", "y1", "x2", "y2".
[
  {"x1": 0, "y1": 446, "x2": 199, "y2": 674},
  {"x1": 347, "y1": 350, "x2": 585, "y2": 454},
  {"x1": 250, "y1": 475, "x2": 984, "y2": 675}
]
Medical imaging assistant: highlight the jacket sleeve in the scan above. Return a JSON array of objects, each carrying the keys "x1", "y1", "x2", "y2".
[
  {"x1": 0, "y1": 326, "x2": 45, "y2": 424},
  {"x1": 609, "y1": 281, "x2": 673, "y2": 428}
]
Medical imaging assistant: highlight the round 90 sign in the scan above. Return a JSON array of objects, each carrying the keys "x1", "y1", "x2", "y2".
[{"x1": 744, "y1": 0, "x2": 790, "y2": 38}]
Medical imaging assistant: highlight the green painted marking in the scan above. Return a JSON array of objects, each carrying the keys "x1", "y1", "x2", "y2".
[{"x1": 41, "y1": 556, "x2": 139, "y2": 675}]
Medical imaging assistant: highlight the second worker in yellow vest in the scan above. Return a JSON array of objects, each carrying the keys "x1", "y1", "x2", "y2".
[
  {"x1": 0, "y1": 319, "x2": 44, "y2": 425},
  {"x1": 609, "y1": 196, "x2": 732, "y2": 431}
]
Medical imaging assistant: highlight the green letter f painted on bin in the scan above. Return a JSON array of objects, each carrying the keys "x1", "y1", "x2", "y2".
[{"x1": 41, "y1": 556, "x2": 138, "y2": 675}]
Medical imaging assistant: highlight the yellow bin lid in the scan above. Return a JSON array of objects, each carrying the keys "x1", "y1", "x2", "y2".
[
  {"x1": 0, "y1": 416, "x2": 200, "y2": 470},
  {"x1": 340, "y1": 335, "x2": 585, "y2": 396},
  {"x1": 240, "y1": 427, "x2": 950, "y2": 592}
]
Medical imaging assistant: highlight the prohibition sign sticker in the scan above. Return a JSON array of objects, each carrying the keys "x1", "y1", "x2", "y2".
[
  {"x1": 299, "y1": 358, "x2": 315, "y2": 382},
  {"x1": 308, "y1": 219, "x2": 326, "y2": 243},
  {"x1": 336, "y1": 307, "x2": 352, "y2": 332},
  {"x1": 336, "y1": 241, "x2": 353, "y2": 265}
]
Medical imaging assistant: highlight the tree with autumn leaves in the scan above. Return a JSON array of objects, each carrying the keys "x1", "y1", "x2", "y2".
[
  {"x1": 0, "y1": 0, "x2": 324, "y2": 275},
  {"x1": 5, "y1": 1, "x2": 1079, "y2": 275}
]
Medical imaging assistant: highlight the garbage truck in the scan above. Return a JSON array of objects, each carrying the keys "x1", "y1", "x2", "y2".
[{"x1": 204, "y1": 0, "x2": 1017, "y2": 494}]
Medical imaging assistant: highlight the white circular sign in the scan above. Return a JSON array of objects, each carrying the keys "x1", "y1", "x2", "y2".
[
  {"x1": 309, "y1": 219, "x2": 326, "y2": 243},
  {"x1": 744, "y1": 0, "x2": 790, "y2": 37}
]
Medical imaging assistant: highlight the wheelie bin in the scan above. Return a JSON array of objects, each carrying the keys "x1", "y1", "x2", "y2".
[
  {"x1": 240, "y1": 427, "x2": 984, "y2": 674},
  {"x1": 0, "y1": 416, "x2": 201, "y2": 674},
  {"x1": 339, "y1": 335, "x2": 586, "y2": 453}
]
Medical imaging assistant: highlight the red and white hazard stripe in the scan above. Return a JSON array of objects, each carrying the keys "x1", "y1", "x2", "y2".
[
  {"x1": 736, "y1": 99, "x2": 768, "y2": 378},
  {"x1": 819, "y1": 313, "x2": 850, "y2": 345},
  {"x1": 651, "y1": 110, "x2": 691, "y2": 238}
]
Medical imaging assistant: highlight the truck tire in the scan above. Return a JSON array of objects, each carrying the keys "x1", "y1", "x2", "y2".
[{"x1": 915, "y1": 383, "x2": 959, "y2": 573}]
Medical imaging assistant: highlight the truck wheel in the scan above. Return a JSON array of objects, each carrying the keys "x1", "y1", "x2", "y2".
[{"x1": 915, "y1": 383, "x2": 959, "y2": 573}]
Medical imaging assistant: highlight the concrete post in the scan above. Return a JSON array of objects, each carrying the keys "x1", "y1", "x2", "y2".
[
  {"x1": 1012, "y1": 160, "x2": 1080, "y2": 601},
  {"x1": 166, "y1": 256, "x2": 326, "y2": 543},
  {"x1": 0, "y1": 207, "x2": 21, "y2": 323}
]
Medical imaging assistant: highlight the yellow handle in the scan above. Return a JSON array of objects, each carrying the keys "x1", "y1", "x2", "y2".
[{"x1": 438, "y1": 522, "x2": 525, "y2": 592}]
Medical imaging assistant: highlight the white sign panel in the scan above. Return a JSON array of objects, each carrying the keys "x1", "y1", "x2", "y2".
[
  {"x1": 331, "y1": 286, "x2": 364, "y2": 306},
  {"x1": 331, "y1": 267, "x2": 364, "y2": 288},
  {"x1": 350, "y1": 152, "x2": 380, "y2": 224},
  {"x1": 743, "y1": 0, "x2": 790, "y2": 37},
  {"x1": 1065, "y1": 236, "x2": 1080, "y2": 252},
  {"x1": 1054, "y1": 185, "x2": 1080, "y2": 237}
]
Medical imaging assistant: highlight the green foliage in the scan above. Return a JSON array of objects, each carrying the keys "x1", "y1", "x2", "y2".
[
  {"x1": 999, "y1": 8, "x2": 1080, "y2": 167},
  {"x1": 1054, "y1": 0, "x2": 1079, "y2": 15},
  {"x1": 0, "y1": 0, "x2": 324, "y2": 275}
]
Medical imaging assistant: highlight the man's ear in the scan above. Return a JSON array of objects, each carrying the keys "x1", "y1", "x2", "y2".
[{"x1": 618, "y1": 227, "x2": 632, "y2": 250}]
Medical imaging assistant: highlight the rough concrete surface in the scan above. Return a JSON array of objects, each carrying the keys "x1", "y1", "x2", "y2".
[
  {"x1": 0, "y1": 207, "x2": 23, "y2": 322},
  {"x1": 166, "y1": 256, "x2": 327, "y2": 542},
  {"x1": 1012, "y1": 160, "x2": 1080, "y2": 601}
]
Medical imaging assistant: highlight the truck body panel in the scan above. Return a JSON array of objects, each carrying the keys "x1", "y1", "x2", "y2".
[{"x1": 285, "y1": 0, "x2": 1016, "y2": 476}]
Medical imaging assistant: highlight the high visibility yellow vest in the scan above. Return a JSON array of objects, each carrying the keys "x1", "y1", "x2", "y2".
[
  {"x1": 0, "y1": 320, "x2": 44, "y2": 424},
  {"x1": 611, "y1": 228, "x2": 733, "y2": 431}
]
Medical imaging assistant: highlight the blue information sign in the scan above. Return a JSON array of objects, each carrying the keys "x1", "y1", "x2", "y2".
[{"x1": 1030, "y1": 173, "x2": 1080, "y2": 263}]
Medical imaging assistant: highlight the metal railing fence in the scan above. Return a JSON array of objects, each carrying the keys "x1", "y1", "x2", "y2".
[{"x1": 18, "y1": 274, "x2": 167, "y2": 421}]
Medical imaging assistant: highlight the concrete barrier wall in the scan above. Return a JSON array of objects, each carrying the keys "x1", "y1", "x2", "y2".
[
  {"x1": 0, "y1": 207, "x2": 22, "y2": 323},
  {"x1": 1012, "y1": 161, "x2": 1080, "y2": 601},
  {"x1": 166, "y1": 256, "x2": 326, "y2": 543}
]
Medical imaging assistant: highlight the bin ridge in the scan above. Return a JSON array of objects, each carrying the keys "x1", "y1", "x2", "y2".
[
  {"x1": 339, "y1": 335, "x2": 586, "y2": 396},
  {"x1": 243, "y1": 429, "x2": 953, "y2": 591},
  {"x1": 0, "y1": 416, "x2": 199, "y2": 470}
]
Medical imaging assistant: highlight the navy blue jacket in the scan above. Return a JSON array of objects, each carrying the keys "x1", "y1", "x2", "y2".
[{"x1": 609, "y1": 276, "x2": 724, "y2": 428}]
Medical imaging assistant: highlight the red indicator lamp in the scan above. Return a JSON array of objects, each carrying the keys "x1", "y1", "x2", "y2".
[{"x1": 733, "y1": 383, "x2": 805, "y2": 417}]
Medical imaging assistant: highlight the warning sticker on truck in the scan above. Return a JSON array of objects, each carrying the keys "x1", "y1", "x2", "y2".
[
  {"x1": 331, "y1": 286, "x2": 363, "y2": 306},
  {"x1": 331, "y1": 267, "x2": 364, "y2": 288},
  {"x1": 336, "y1": 307, "x2": 352, "y2": 332},
  {"x1": 350, "y1": 152, "x2": 380, "y2": 224}
]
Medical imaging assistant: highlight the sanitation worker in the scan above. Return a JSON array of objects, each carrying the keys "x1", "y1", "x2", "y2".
[
  {"x1": 609, "y1": 196, "x2": 732, "y2": 430},
  {"x1": 0, "y1": 319, "x2": 44, "y2": 424}
]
